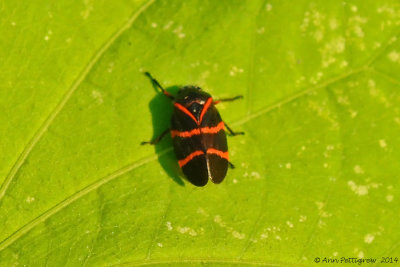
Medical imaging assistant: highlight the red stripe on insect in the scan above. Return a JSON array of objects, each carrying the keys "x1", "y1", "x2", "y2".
[
  {"x1": 178, "y1": 150, "x2": 205, "y2": 167},
  {"x1": 201, "y1": 121, "x2": 224, "y2": 134},
  {"x1": 174, "y1": 103, "x2": 198, "y2": 123},
  {"x1": 171, "y1": 128, "x2": 200, "y2": 138},
  {"x1": 171, "y1": 121, "x2": 225, "y2": 138},
  {"x1": 199, "y1": 97, "x2": 213, "y2": 123},
  {"x1": 207, "y1": 148, "x2": 229, "y2": 161}
]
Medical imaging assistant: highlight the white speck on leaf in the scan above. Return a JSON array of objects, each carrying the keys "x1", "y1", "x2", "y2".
[
  {"x1": 329, "y1": 18, "x2": 338, "y2": 30},
  {"x1": 318, "y1": 219, "x2": 326, "y2": 228},
  {"x1": 337, "y1": 95, "x2": 350, "y2": 105},
  {"x1": 353, "y1": 165, "x2": 364, "y2": 174},
  {"x1": 232, "y1": 231, "x2": 245, "y2": 239},
  {"x1": 189, "y1": 61, "x2": 200, "y2": 68},
  {"x1": 340, "y1": 60, "x2": 348, "y2": 68},
  {"x1": 91, "y1": 90, "x2": 103, "y2": 104},
  {"x1": 241, "y1": 162, "x2": 249, "y2": 168},
  {"x1": 386, "y1": 195, "x2": 394, "y2": 202},
  {"x1": 346, "y1": 15, "x2": 367, "y2": 50},
  {"x1": 177, "y1": 226, "x2": 197, "y2": 236},
  {"x1": 164, "y1": 20, "x2": 174, "y2": 30},
  {"x1": 373, "y1": 42, "x2": 381, "y2": 49},
  {"x1": 266, "y1": 3, "x2": 272, "y2": 11},
  {"x1": 197, "y1": 207, "x2": 209, "y2": 217},
  {"x1": 229, "y1": 66, "x2": 244, "y2": 76},
  {"x1": 299, "y1": 215, "x2": 307, "y2": 222},
  {"x1": 214, "y1": 215, "x2": 246, "y2": 239},
  {"x1": 368, "y1": 79, "x2": 376, "y2": 88},
  {"x1": 379, "y1": 139, "x2": 387, "y2": 148},
  {"x1": 251, "y1": 171, "x2": 260, "y2": 179},
  {"x1": 358, "y1": 251, "x2": 364, "y2": 258},
  {"x1": 295, "y1": 76, "x2": 306, "y2": 87},
  {"x1": 364, "y1": 234, "x2": 375, "y2": 244},
  {"x1": 314, "y1": 31, "x2": 324, "y2": 42},
  {"x1": 107, "y1": 62, "x2": 114, "y2": 73},
  {"x1": 347, "y1": 180, "x2": 369, "y2": 196},
  {"x1": 315, "y1": 201, "x2": 332, "y2": 218},
  {"x1": 257, "y1": 27, "x2": 265, "y2": 34},
  {"x1": 388, "y1": 50, "x2": 400, "y2": 63},
  {"x1": 350, "y1": 110, "x2": 358, "y2": 118},
  {"x1": 300, "y1": 7, "x2": 327, "y2": 42},
  {"x1": 320, "y1": 36, "x2": 346, "y2": 68},
  {"x1": 316, "y1": 201, "x2": 325, "y2": 210},
  {"x1": 81, "y1": 0, "x2": 93, "y2": 19},
  {"x1": 173, "y1": 25, "x2": 186, "y2": 39},
  {"x1": 26, "y1": 196, "x2": 35, "y2": 203},
  {"x1": 389, "y1": 36, "x2": 398, "y2": 44},
  {"x1": 260, "y1": 233, "x2": 268, "y2": 239}
]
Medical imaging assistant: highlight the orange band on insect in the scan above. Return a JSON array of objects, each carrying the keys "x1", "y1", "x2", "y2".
[{"x1": 171, "y1": 121, "x2": 225, "y2": 138}]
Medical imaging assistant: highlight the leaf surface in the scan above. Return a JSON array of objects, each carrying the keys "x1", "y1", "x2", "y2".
[{"x1": 1, "y1": 0, "x2": 400, "y2": 266}]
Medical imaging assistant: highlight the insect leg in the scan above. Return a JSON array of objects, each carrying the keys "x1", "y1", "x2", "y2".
[
  {"x1": 224, "y1": 122, "x2": 244, "y2": 136},
  {"x1": 141, "y1": 128, "x2": 170, "y2": 145},
  {"x1": 214, "y1": 95, "x2": 243, "y2": 104},
  {"x1": 144, "y1": 72, "x2": 174, "y2": 100},
  {"x1": 228, "y1": 161, "x2": 235, "y2": 169}
]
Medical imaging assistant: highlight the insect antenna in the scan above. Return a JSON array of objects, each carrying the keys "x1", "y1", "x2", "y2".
[{"x1": 144, "y1": 72, "x2": 174, "y2": 99}]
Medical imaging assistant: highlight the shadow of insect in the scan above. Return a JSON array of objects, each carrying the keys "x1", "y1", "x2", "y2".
[{"x1": 144, "y1": 83, "x2": 186, "y2": 186}]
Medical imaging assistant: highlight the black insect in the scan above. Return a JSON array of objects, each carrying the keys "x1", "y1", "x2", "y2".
[{"x1": 141, "y1": 72, "x2": 244, "y2": 186}]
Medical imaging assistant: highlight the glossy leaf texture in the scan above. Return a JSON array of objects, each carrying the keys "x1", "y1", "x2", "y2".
[{"x1": 1, "y1": 0, "x2": 400, "y2": 266}]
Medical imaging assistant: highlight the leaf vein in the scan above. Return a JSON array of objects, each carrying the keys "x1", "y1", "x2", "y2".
[
  {"x1": 0, "y1": 149, "x2": 170, "y2": 252},
  {"x1": 245, "y1": 0, "x2": 265, "y2": 116},
  {"x1": 145, "y1": 198, "x2": 172, "y2": 260},
  {"x1": 233, "y1": 67, "x2": 364, "y2": 127}
]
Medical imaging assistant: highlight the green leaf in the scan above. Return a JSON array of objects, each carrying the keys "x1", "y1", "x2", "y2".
[{"x1": 1, "y1": 0, "x2": 400, "y2": 265}]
